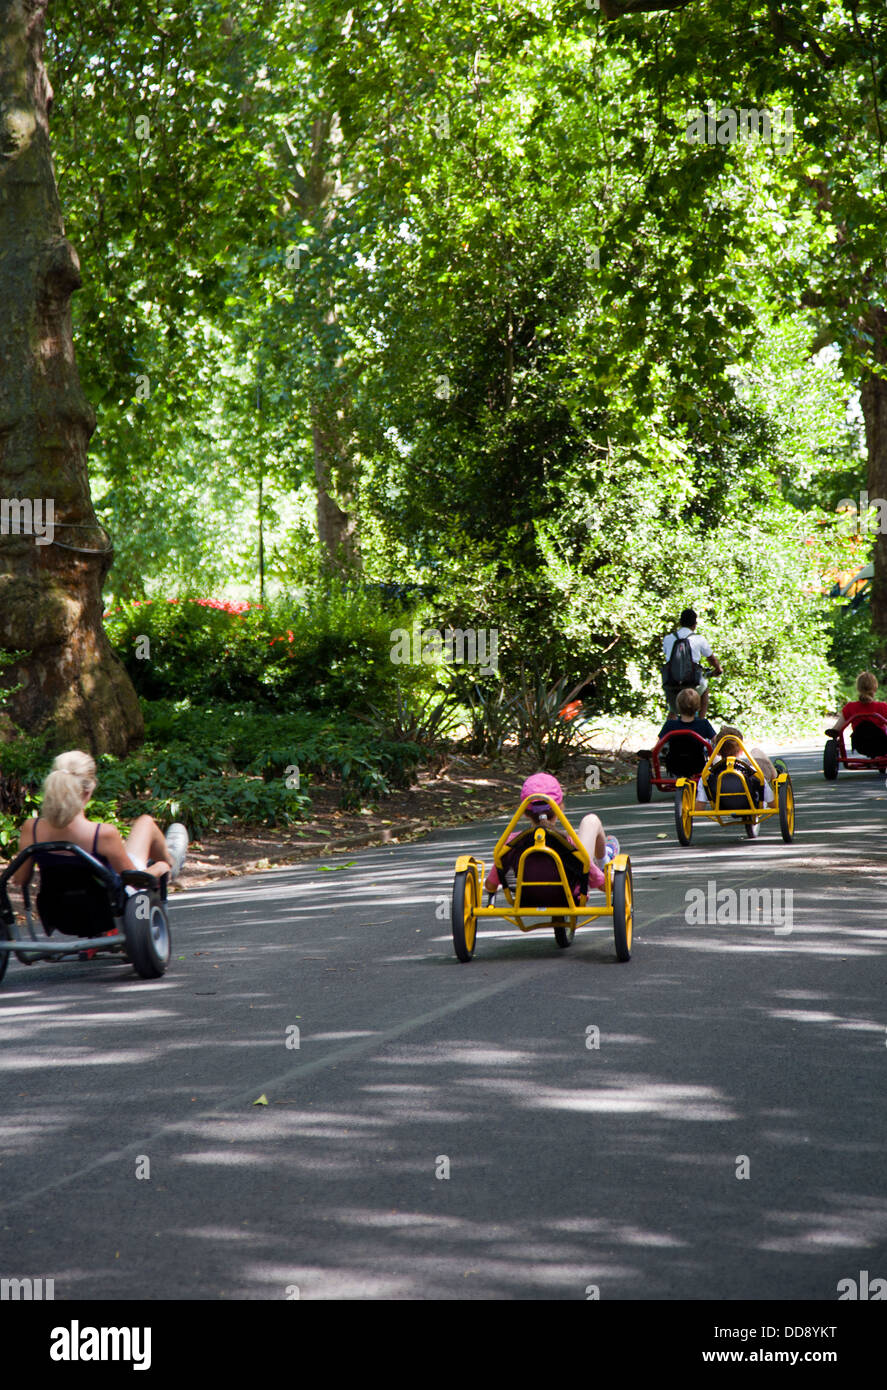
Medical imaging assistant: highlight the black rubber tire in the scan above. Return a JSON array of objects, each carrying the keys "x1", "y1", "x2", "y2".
[
  {"x1": 823, "y1": 739, "x2": 839, "y2": 781},
  {"x1": 744, "y1": 818, "x2": 760, "y2": 839},
  {"x1": 0, "y1": 923, "x2": 9, "y2": 984},
  {"x1": 123, "y1": 893, "x2": 171, "y2": 978},
  {"x1": 554, "y1": 926, "x2": 576, "y2": 947},
  {"x1": 674, "y1": 785, "x2": 693, "y2": 846},
  {"x1": 452, "y1": 869, "x2": 478, "y2": 962},
  {"x1": 636, "y1": 759, "x2": 652, "y2": 803},
  {"x1": 779, "y1": 778, "x2": 795, "y2": 842},
  {"x1": 612, "y1": 863, "x2": 633, "y2": 962}
]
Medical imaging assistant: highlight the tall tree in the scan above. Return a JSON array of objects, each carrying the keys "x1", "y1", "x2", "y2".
[{"x1": 0, "y1": 0, "x2": 141, "y2": 751}]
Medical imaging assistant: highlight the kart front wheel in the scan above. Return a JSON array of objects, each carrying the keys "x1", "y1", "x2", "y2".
[
  {"x1": 636, "y1": 759, "x2": 652, "y2": 803},
  {"x1": 745, "y1": 818, "x2": 760, "y2": 839},
  {"x1": 554, "y1": 925, "x2": 575, "y2": 948},
  {"x1": 612, "y1": 862, "x2": 633, "y2": 962},
  {"x1": 124, "y1": 894, "x2": 171, "y2": 979},
  {"x1": 674, "y1": 784, "x2": 694, "y2": 846},
  {"x1": 452, "y1": 868, "x2": 478, "y2": 962},
  {"x1": 823, "y1": 740, "x2": 839, "y2": 781},
  {"x1": 778, "y1": 778, "x2": 795, "y2": 842}
]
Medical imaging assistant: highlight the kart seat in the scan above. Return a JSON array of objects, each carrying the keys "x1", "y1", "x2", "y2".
[
  {"x1": 497, "y1": 825, "x2": 589, "y2": 907},
  {"x1": 706, "y1": 764, "x2": 763, "y2": 812},
  {"x1": 662, "y1": 732, "x2": 710, "y2": 778}
]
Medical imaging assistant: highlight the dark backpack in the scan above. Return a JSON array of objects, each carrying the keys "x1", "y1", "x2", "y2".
[{"x1": 664, "y1": 631, "x2": 703, "y2": 689}]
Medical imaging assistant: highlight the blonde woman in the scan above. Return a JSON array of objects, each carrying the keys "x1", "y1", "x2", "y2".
[
  {"x1": 828, "y1": 672, "x2": 887, "y2": 757},
  {"x1": 10, "y1": 751, "x2": 187, "y2": 891}
]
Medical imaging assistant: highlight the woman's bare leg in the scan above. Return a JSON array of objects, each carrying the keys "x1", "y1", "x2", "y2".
[{"x1": 125, "y1": 815, "x2": 169, "y2": 867}]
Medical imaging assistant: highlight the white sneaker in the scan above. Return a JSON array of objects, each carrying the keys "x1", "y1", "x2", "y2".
[
  {"x1": 164, "y1": 823, "x2": 189, "y2": 881},
  {"x1": 604, "y1": 835, "x2": 620, "y2": 863}
]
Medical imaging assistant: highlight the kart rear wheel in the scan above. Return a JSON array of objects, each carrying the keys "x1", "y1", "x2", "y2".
[
  {"x1": 636, "y1": 759, "x2": 652, "y2": 803},
  {"x1": 554, "y1": 925, "x2": 575, "y2": 947},
  {"x1": 823, "y1": 739, "x2": 839, "y2": 781},
  {"x1": 124, "y1": 894, "x2": 171, "y2": 979},
  {"x1": 612, "y1": 862, "x2": 633, "y2": 962},
  {"x1": 778, "y1": 778, "x2": 795, "y2": 842},
  {"x1": 0, "y1": 924, "x2": 9, "y2": 984},
  {"x1": 452, "y1": 868, "x2": 478, "y2": 962},
  {"x1": 674, "y1": 784, "x2": 694, "y2": 846}
]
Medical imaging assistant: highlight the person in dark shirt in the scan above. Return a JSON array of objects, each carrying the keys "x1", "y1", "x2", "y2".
[{"x1": 656, "y1": 687, "x2": 715, "y2": 777}]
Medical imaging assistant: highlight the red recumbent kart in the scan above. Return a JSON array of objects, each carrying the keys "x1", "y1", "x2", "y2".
[
  {"x1": 823, "y1": 713, "x2": 887, "y2": 780},
  {"x1": 636, "y1": 729, "x2": 712, "y2": 802}
]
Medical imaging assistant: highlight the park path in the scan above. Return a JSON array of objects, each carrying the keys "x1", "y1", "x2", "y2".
[{"x1": 1, "y1": 746, "x2": 885, "y2": 1300}]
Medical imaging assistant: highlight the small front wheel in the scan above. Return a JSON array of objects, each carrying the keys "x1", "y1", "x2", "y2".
[
  {"x1": 636, "y1": 759, "x2": 652, "y2": 803},
  {"x1": 744, "y1": 818, "x2": 760, "y2": 839},
  {"x1": 674, "y1": 783, "x2": 694, "y2": 846},
  {"x1": 554, "y1": 925, "x2": 575, "y2": 948},
  {"x1": 612, "y1": 862, "x2": 633, "y2": 962},
  {"x1": 452, "y1": 868, "x2": 478, "y2": 962},
  {"x1": 778, "y1": 778, "x2": 795, "y2": 842},
  {"x1": 823, "y1": 740, "x2": 839, "y2": 781}
]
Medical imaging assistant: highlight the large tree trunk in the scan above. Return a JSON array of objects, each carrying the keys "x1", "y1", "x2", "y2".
[
  {"x1": 0, "y1": 0, "x2": 142, "y2": 753},
  {"x1": 289, "y1": 113, "x2": 361, "y2": 572}
]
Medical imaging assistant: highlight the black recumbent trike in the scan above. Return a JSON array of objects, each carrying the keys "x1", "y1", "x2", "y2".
[{"x1": 0, "y1": 839, "x2": 172, "y2": 985}]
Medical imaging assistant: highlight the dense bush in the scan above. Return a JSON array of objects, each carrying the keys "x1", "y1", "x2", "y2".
[
  {"x1": 103, "y1": 583, "x2": 435, "y2": 715},
  {"x1": 0, "y1": 701, "x2": 425, "y2": 852}
]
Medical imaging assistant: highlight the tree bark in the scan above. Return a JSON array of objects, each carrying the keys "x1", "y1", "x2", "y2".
[
  {"x1": 0, "y1": 0, "x2": 142, "y2": 752},
  {"x1": 288, "y1": 113, "x2": 361, "y2": 572}
]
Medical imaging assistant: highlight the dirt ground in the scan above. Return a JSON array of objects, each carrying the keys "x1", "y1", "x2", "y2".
[{"x1": 173, "y1": 747, "x2": 635, "y2": 891}]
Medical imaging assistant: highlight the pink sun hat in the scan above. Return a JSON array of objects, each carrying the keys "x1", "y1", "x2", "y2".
[{"x1": 521, "y1": 772, "x2": 564, "y2": 810}]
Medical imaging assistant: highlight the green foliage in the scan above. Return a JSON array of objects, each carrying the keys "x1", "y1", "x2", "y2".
[
  {"x1": 827, "y1": 597, "x2": 881, "y2": 698},
  {"x1": 508, "y1": 672, "x2": 596, "y2": 773},
  {"x1": 37, "y1": 0, "x2": 885, "y2": 744},
  {"x1": 103, "y1": 585, "x2": 433, "y2": 715},
  {"x1": 140, "y1": 701, "x2": 422, "y2": 810},
  {"x1": 0, "y1": 699, "x2": 424, "y2": 852}
]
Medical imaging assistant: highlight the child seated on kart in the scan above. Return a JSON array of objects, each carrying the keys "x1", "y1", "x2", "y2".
[
  {"x1": 483, "y1": 772, "x2": 618, "y2": 899},
  {"x1": 656, "y1": 688, "x2": 716, "y2": 776},
  {"x1": 827, "y1": 671, "x2": 887, "y2": 756},
  {"x1": 697, "y1": 731, "x2": 775, "y2": 808}
]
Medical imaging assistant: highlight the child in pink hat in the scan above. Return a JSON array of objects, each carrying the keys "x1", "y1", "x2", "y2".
[{"x1": 484, "y1": 772, "x2": 619, "y2": 896}]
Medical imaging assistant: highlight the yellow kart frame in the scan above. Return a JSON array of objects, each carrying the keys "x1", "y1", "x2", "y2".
[
  {"x1": 674, "y1": 736, "x2": 795, "y2": 846},
  {"x1": 450, "y1": 794, "x2": 633, "y2": 963}
]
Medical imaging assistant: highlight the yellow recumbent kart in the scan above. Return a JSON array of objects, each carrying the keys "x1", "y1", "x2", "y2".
[
  {"x1": 450, "y1": 793, "x2": 633, "y2": 963},
  {"x1": 673, "y1": 736, "x2": 795, "y2": 846}
]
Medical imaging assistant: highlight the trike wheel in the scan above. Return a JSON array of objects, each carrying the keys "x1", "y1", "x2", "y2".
[
  {"x1": 554, "y1": 925, "x2": 575, "y2": 948},
  {"x1": 636, "y1": 759, "x2": 652, "y2": 803},
  {"x1": 612, "y1": 862, "x2": 633, "y2": 962},
  {"x1": 778, "y1": 778, "x2": 795, "y2": 842},
  {"x1": 0, "y1": 924, "x2": 9, "y2": 984},
  {"x1": 744, "y1": 817, "x2": 760, "y2": 839},
  {"x1": 823, "y1": 740, "x2": 839, "y2": 781},
  {"x1": 452, "y1": 868, "x2": 478, "y2": 962},
  {"x1": 124, "y1": 893, "x2": 171, "y2": 979},
  {"x1": 674, "y1": 784, "x2": 694, "y2": 846}
]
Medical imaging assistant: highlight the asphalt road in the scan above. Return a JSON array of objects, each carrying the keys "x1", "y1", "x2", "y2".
[{"x1": 1, "y1": 746, "x2": 886, "y2": 1301}]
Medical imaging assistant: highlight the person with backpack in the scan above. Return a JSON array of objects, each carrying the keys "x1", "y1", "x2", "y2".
[{"x1": 661, "y1": 608, "x2": 722, "y2": 717}]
